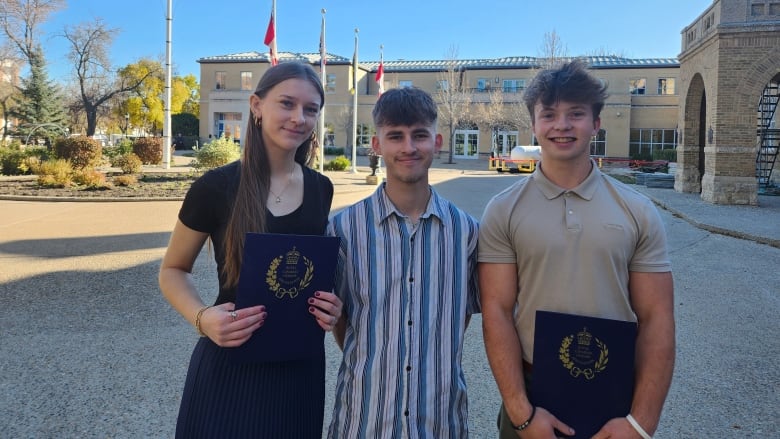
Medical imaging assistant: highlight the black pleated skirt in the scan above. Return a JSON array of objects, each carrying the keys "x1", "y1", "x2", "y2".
[{"x1": 175, "y1": 337, "x2": 325, "y2": 438}]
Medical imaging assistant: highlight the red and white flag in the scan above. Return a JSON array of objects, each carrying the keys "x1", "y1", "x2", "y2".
[
  {"x1": 375, "y1": 54, "x2": 384, "y2": 96},
  {"x1": 264, "y1": 4, "x2": 278, "y2": 66}
]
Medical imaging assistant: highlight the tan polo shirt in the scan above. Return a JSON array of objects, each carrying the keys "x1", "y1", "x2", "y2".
[{"x1": 478, "y1": 162, "x2": 671, "y2": 361}]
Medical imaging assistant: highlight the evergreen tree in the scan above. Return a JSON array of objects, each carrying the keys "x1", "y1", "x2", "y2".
[{"x1": 11, "y1": 48, "x2": 67, "y2": 145}]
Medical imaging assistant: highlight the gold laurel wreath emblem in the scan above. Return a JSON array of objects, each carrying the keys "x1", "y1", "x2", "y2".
[
  {"x1": 558, "y1": 335, "x2": 609, "y2": 380},
  {"x1": 265, "y1": 255, "x2": 315, "y2": 299}
]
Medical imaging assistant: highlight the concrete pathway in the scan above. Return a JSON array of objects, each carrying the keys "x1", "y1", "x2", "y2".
[{"x1": 1, "y1": 158, "x2": 778, "y2": 438}]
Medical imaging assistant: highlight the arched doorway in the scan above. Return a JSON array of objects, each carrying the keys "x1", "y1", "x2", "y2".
[
  {"x1": 697, "y1": 92, "x2": 706, "y2": 190},
  {"x1": 680, "y1": 73, "x2": 707, "y2": 193}
]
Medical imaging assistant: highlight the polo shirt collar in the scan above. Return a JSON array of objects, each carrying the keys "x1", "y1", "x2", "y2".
[
  {"x1": 374, "y1": 183, "x2": 444, "y2": 225},
  {"x1": 532, "y1": 159, "x2": 601, "y2": 201}
]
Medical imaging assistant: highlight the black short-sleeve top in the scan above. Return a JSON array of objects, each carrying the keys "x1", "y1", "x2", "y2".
[{"x1": 178, "y1": 160, "x2": 334, "y2": 305}]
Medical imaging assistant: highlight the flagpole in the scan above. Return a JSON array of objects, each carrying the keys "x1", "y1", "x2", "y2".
[
  {"x1": 163, "y1": 0, "x2": 172, "y2": 169},
  {"x1": 376, "y1": 44, "x2": 384, "y2": 96},
  {"x1": 272, "y1": 0, "x2": 277, "y2": 61},
  {"x1": 318, "y1": 9, "x2": 326, "y2": 173},
  {"x1": 264, "y1": 0, "x2": 277, "y2": 65},
  {"x1": 351, "y1": 28, "x2": 359, "y2": 174}
]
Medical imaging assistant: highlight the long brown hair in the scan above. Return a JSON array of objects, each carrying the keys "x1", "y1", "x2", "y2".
[{"x1": 222, "y1": 62, "x2": 325, "y2": 289}]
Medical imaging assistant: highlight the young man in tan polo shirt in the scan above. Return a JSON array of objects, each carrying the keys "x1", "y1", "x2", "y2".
[{"x1": 479, "y1": 60, "x2": 675, "y2": 439}]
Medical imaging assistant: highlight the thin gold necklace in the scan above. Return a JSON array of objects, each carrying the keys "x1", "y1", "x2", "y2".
[{"x1": 269, "y1": 164, "x2": 295, "y2": 204}]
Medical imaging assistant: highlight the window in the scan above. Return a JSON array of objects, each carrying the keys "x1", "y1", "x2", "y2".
[
  {"x1": 240, "y1": 72, "x2": 253, "y2": 90},
  {"x1": 214, "y1": 112, "x2": 242, "y2": 139},
  {"x1": 356, "y1": 123, "x2": 372, "y2": 146},
  {"x1": 325, "y1": 73, "x2": 336, "y2": 93},
  {"x1": 436, "y1": 80, "x2": 449, "y2": 91},
  {"x1": 629, "y1": 129, "x2": 677, "y2": 159},
  {"x1": 503, "y1": 79, "x2": 525, "y2": 93},
  {"x1": 325, "y1": 123, "x2": 335, "y2": 146},
  {"x1": 752, "y1": 3, "x2": 765, "y2": 15},
  {"x1": 657, "y1": 78, "x2": 676, "y2": 95},
  {"x1": 399, "y1": 80, "x2": 413, "y2": 88},
  {"x1": 629, "y1": 78, "x2": 646, "y2": 95},
  {"x1": 770, "y1": 3, "x2": 780, "y2": 15},
  {"x1": 476, "y1": 78, "x2": 490, "y2": 92},
  {"x1": 215, "y1": 71, "x2": 227, "y2": 90},
  {"x1": 590, "y1": 129, "x2": 607, "y2": 156}
]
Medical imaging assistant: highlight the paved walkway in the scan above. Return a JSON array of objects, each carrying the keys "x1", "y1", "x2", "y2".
[{"x1": 1, "y1": 156, "x2": 778, "y2": 438}]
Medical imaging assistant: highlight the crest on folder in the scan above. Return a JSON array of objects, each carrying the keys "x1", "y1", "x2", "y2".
[
  {"x1": 265, "y1": 246, "x2": 314, "y2": 299},
  {"x1": 558, "y1": 327, "x2": 609, "y2": 380}
]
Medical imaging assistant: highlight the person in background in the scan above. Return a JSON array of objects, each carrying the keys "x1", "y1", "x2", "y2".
[
  {"x1": 159, "y1": 62, "x2": 342, "y2": 438},
  {"x1": 327, "y1": 86, "x2": 480, "y2": 438},
  {"x1": 479, "y1": 59, "x2": 675, "y2": 439}
]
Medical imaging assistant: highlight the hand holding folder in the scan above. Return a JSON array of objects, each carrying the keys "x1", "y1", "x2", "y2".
[{"x1": 231, "y1": 233, "x2": 340, "y2": 363}]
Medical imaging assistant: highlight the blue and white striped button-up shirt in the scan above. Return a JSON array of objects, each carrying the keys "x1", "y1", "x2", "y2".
[{"x1": 327, "y1": 184, "x2": 480, "y2": 439}]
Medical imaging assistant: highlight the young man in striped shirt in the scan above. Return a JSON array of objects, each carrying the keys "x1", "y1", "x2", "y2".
[{"x1": 327, "y1": 87, "x2": 480, "y2": 438}]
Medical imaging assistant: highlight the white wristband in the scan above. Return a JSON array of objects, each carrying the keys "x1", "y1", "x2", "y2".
[{"x1": 626, "y1": 414, "x2": 652, "y2": 439}]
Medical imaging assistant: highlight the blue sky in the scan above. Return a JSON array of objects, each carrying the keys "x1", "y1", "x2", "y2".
[{"x1": 39, "y1": 0, "x2": 714, "y2": 82}]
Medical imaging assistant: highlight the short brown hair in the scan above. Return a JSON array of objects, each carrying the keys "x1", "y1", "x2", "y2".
[
  {"x1": 523, "y1": 59, "x2": 608, "y2": 122},
  {"x1": 372, "y1": 87, "x2": 437, "y2": 128}
]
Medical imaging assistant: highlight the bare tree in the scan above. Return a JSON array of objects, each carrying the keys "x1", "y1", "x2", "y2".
[
  {"x1": 473, "y1": 88, "x2": 505, "y2": 155},
  {"x1": 64, "y1": 20, "x2": 152, "y2": 136},
  {"x1": 474, "y1": 88, "x2": 533, "y2": 155},
  {"x1": 586, "y1": 46, "x2": 629, "y2": 59},
  {"x1": 0, "y1": 0, "x2": 65, "y2": 65},
  {"x1": 334, "y1": 106, "x2": 354, "y2": 148},
  {"x1": 435, "y1": 45, "x2": 471, "y2": 164},
  {"x1": 537, "y1": 29, "x2": 568, "y2": 69},
  {"x1": 0, "y1": 41, "x2": 21, "y2": 140}
]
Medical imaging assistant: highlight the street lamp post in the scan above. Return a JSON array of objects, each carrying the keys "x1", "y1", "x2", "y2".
[{"x1": 124, "y1": 114, "x2": 129, "y2": 138}]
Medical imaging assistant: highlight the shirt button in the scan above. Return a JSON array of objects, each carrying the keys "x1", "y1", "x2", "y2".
[
  {"x1": 406, "y1": 366, "x2": 411, "y2": 371},
  {"x1": 409, "y1": 277, "x2": 414, "y2": 282},
  {"x1": 408, "y1": 320, "x2": 412, "y2": 326},
  {"x1": 404, "y1": 410, "x2": 409, "y2": 416},
  {"x1": 568, "y1": 210, "x2": 573, "y2": 215}
]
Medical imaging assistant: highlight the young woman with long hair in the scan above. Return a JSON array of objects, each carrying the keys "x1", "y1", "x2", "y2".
[{"x1": 159, "y1": 62, "x2": 341, "y2": 438}]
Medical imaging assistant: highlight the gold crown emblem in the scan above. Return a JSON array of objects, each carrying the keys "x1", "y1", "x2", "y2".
[
  {"x1": 577, "y1": 327, "x2": 593, "y2": 346},
  {"x1": 285, "y1": 246, "x2": 301, "y2": 265}
]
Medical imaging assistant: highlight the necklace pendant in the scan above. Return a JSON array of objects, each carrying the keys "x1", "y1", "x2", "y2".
[{"x1": 275, "y1": 196, "x2": 282, "y2": 204}]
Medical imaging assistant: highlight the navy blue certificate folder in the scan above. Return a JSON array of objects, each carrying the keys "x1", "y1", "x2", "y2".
[
  {"x1": 530, "y1": 311, "x2": 637, "y2": 438},
  {"x1": 232, "y1": 233, "x2": 340, "y2": 363}
]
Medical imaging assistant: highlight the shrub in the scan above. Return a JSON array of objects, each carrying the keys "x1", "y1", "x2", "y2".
[
  {"x1": 73, "y1": 168, "x2": 109, "y2": 189},
  {"x1": 193, "y1": 136, "x2": 241, "y2": 169},
  {"x1": 113, "y1": 174, "x2": 138, "y2": 186},
  {"x1": 36, "y1": 159, "x2": 73, "y2": 188},
  {"x1": 324, "y1": 155, "x2": 351, "y2": 171},
  {"x1": 0, "y1": 148, "x2": 27, "y2": 175},
  {"x1": 133, "y1": 137, "x2": 163, "y2": 164},
  {"x1": 324, "y1": 146, "x2": 345, "y2": 156},
  {"x1": 1, "y1": 146, "x2": 50, "y2": 175},
  {"x1": 117, "y1": 138, "x2": 134, "y2": 155},
  {"x1": 652, "y1": 149, "x2": 677, "y2": 162},
  {"x1": 53, "y1": 136, "x2": 102, "y2": 170},
  {"x1": 112, "y1": 153, "x2": 143, "y2": 174}
]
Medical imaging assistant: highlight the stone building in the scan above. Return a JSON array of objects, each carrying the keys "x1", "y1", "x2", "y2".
[
  {"x1": 677, "y1": 0, "x2": 780, "y2": 204},
  {"x1": 197, "y1": 53, "x2": 680, "y2": 164}
]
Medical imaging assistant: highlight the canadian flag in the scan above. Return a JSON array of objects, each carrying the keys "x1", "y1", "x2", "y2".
[
  {"x1": 264, "y1": 9, "x2": 278, "y2": 66},
  {"x1": 375, "y1": 58, "x2": 384, "y2": 96}
]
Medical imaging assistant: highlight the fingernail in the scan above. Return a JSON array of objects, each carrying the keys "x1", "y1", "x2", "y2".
[
  {"x1": 314, "y1": 291, "x2": 321, "y2": 297},
  {"x1": 259, "y1": 306, "x2": 265, "y2": 311},
  {"x1": 308, "y1": 298, "x2": 315, "y2": 304},
  {"x1": 309, "y1": 307, "x2": 315, "y2": 313}
]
